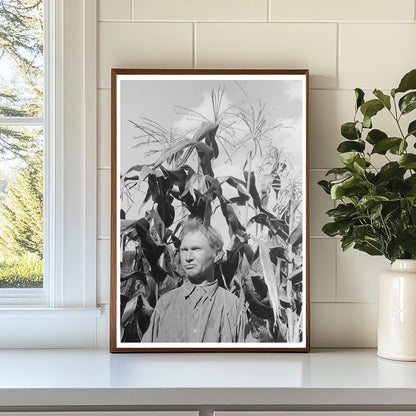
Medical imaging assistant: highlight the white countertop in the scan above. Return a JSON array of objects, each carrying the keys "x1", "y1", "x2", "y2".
[{"x1": 0, "y1": 348, "x2": 416, "y2": 408}]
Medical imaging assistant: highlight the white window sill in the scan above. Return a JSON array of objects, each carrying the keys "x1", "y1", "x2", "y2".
[
  {"x1": 0, "y1": 349, "x2": 415, "y2": 410},
  {"x1": 0, "y1": 307, "x2": 103, "y2": 348},
  {"x1": 0, "y1": 307, "x2": 101, "y2": 316}
]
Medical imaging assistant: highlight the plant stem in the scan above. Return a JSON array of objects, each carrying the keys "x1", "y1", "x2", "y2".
[{"x1": 390, "y1": 97, "x2": 407, "y2": 140}]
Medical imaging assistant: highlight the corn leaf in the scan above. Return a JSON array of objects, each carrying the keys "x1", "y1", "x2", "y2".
[{"x1": 254, "y1": 238, "x2": 280, "y2": 324}]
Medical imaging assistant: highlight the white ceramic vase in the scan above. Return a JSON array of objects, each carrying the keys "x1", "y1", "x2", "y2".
[{"x1": 378, "y1": 259, "x2": 416, "y2": 361}]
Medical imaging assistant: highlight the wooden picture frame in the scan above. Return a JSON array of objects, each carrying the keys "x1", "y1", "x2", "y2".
[{"x1": 110, "y1": 69, "x2": 310, "y2": 352}]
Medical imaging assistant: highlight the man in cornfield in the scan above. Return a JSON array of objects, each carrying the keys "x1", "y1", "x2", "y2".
[{"x1": 142, "y1": 218, "x2": 248, "y2": 342}]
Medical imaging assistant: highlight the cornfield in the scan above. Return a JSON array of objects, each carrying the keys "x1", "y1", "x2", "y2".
[{"x1": 119, "y1": 82, "x2": 304, "y2": 343}]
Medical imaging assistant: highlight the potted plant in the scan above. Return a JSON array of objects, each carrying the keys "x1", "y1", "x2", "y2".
[{"x1": 319, "y1": 68, "x2": 416, "y2": 361}]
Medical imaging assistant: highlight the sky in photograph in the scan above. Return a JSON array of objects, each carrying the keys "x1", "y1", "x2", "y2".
[{"x1": 119, "y1": 78, "x2": 305, "y2": 173}]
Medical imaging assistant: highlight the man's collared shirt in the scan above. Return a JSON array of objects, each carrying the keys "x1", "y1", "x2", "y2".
[{"x1": 142, "y1": 279, "x2": 248, "y2": 342}]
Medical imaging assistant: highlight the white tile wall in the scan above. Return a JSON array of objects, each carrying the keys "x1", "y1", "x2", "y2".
[
  {"x1": 99, "y1": 0, "x2": 131, "y2": 21},
  {"x1": 311, "y1": 303, "x2": 378, "y2": 347},
  {"x1": 98, "y1": 89, "x2": 111, "y2": 168},
  {"x1": 309, "y1": 90, "x2": 355, "y2": 169},
  {"x1": 97, "y1": 239, "x2": 110, "y2": 305},
  {"x1": 132, "y1": 0, "x2": 268, "y2": 21},
  {"x1": 196, "y1": 23, "x2": 338, "y2": 89},
  {"x1": 271, "y1": 0, "x2": 415, "y2": 22},
  {"x1": 97, "y1": 169, "x2": 111, "y2": 239},
  {"x1": 336, "y1": 246, "x2": 390, "y2": 303},
  {"x1": 96, "y1": 0, "x2": 416, "y2": 347},
  {"x1": 310, "y1": 239, "x2": 336, "y2": 302},
  {"x1": 98, "y1": 22, "x2": 193, "y2": 88},
  {"x1": 340, "y1": 24, "x2": 416, "y2": 90},
  {"x1": 96, "y1": 304, "x2": 110, "y2": 348}
]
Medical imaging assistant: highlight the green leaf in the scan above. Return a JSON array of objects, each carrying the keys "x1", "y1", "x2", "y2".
[
  {"x1": 330, "y1": 175, "x2": 362, "y2": 199},
  {"x1": 326, "y1": 203, "x2": 356, "y2": 220},
  {"x1": 341, "y1": 235, "x2": 355, "y2": 251},
  {"x1": 399, "y1": 92, "x2": 416, "y2": 115},
  {"x1": 338, "y1": 153, "x2": 369, "y2": 176},
  {"x1": 352, "y1": 224, "x2": 374, "y2": 240},
  {"x1": 390, "y1": 139, "x2": 408, "y2": 155},
  {"x1": 355, "y1": 88, "x2": 365, "y2": 111},
  {"x1": 406, "y1": 174, "x2": 416, "y2": 188},
  {"x1": 377, "y1": 162, "x2": 406, "y2": 181},
  {"x1": 395, "y1": 69, "x2": 416, "y2": 94},
  {"x1": 322, "y1": 221, "x2": 351, "y2": 237},
  {"x1": 325, "y1": 167, "x2": 351, "y2": 176},
  {"x1": 318, "y1": 179, "x2": 331, "y2": 195},
  {"x1": 383, "y1": 191, "x2": 402, "y2": 201},
  {"x1": 341, "y1": 122, "x2": 361, "y2": 140},
  {"x1": 357, "y1": 195, "x2": 389, "y2": 212},
  {"x1": 369, "y1": 203, "x2": 383, "y2": 220},
  {"x1": 363, "y1": 116, "x2": 372, "y2": 129},
  {"x1": 339, "y1": 152, "x2": 360, "y2": 167},
  {"x1": 407, "y1": 120, "x2": 416, "y2": 138},
  {"x1": 386, "y1": 240, "x2": 402, "y2": 263},
  {"x1": 366, "y1": 129, "x2": 387, "y2": 145},
  {"x1": 407, "y1": 196, "x2": 416, "y2": 207},
  {"x1": 354, "y1": 241, "x2": 383, "y2": 256},
  {"x1": 373, "y1": 89, "x2": 391, "y2": 110},
  {"x1": 371, "y1": 137, "x2": 403, "y2": 154},
  {"x1": 337, "y1": 140, "x2": 365, "y2": 153},
  {"x1": 406, "y1": 182, "x2": 416, "y2": 200},
  {"x1": 353, "y1": 158, "x2": 366, "y2": 174},
  {"x1": 360, "y1": 99, "x2": 384, "y2": 119},
  {"x1": 365, "y1": 236, "x2": 384, "y2": 252},
  {"x1": 399, "y1": 154, "x2": 416, "y2": 169},
  {"x1": 398, "y1": 227, "x2": 416, "y2": 255}
]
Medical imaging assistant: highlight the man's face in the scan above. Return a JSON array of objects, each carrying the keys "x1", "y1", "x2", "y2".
[{"x1": 179, "y1": 230, "x2": 219, "y2": 284}]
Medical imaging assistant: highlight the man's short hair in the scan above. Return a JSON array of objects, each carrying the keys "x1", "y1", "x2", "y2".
[{"x1": 179, "y1": 218, "x2": 223, "y2": 252}]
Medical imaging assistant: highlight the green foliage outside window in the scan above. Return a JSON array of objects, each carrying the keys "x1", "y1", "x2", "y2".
[{"x1": 0, "y1": 0, "x2": 44, "y2": 288}]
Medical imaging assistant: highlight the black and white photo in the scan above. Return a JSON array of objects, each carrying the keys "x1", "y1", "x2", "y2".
[{"x1": 110, "y1": 69, "x2": 309, "y2": 352}]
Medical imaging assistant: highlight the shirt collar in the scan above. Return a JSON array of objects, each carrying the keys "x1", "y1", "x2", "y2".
[{"x1": 183, "y1": 279, "x2": 218, "y2": 300}]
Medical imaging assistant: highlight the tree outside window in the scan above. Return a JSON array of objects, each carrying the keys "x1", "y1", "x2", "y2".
[{"x1": 0, "y1": 0, "x2": 44, "y2": 288}]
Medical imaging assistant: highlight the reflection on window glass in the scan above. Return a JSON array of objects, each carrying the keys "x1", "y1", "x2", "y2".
[{"x1": 0, "y1": 0, "x2": 44, "y2": 289}]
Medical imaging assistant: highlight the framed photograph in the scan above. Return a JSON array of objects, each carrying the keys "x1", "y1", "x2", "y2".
[{"x1": 110, "y1": 69, "x2": 310, "y2": 352}]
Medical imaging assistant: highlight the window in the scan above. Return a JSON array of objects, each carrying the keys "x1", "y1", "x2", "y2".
[
  {"x1": 0, "y1": 0, "x2": 100, "y2": 348},
  {"x1": 0, "y1": 0, "x2": 44, "y2": 293}
]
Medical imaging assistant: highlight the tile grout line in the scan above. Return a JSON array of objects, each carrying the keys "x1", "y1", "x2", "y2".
[
  {"x1": 97, "y1": 19, "x2": 415, "y2": 24},
  {"x1": 309, "y1": 235, "x2": 337, "y2": 239},
  {"x1": 336, "y1": 22, "x2": 340, "y2": 90},
  {"x1": 333, "y1": 231, "x2": 338, "y2": 303},
  {"x1": 308, "y1": 168, "x2": 337, "y2": 171},
  {"x1": 311, "y1": 301, "x2": 378, "y2": 305},
  {"x1": 267, "y1": 0, "x2": 271, "y2": 22},
  {"x1": 193, "y1": 22, "x2": 197, "y2": 68},
  {"x1": 130, "y1": 0, "x2": 133, "y2": 20},
  {"x1": 333, "y1": 190, "x2": 339, "y2": 303},
  {"x1": 96, "y1": 86, "x2": 388, "y2": 93}
]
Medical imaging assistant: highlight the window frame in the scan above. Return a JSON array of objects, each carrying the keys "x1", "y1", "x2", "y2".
[
  {"x1": 0, "y1": 0, "x2": 100, "y2": 347},
  {"x1": 0, "y1": 0, "x2": 46, "y2": 304}
]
